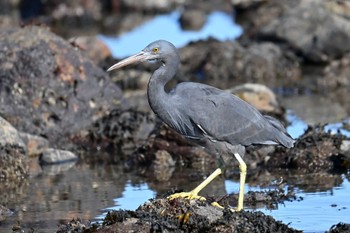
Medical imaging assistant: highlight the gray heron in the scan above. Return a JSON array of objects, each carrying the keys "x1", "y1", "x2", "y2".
[{"x1": 107, "y1": 40, "x2": 294, "y2": 211}]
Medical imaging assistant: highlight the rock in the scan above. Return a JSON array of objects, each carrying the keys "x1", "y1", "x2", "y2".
[
  {"x1": 68, "y1": 198, "x2": 301, "y2": 232},
  {"x1": 228, "y1": 83, "x2": 283, "y2": 114},
  {"x1": 179, "y1": 9, "x2": 206, "y2": 31},
  {"x1": 20, "y1": 0, "x2": 103, "y2": 37},
  {"x1": 258, "y1": 0, "x2": 350, "y2": 62},
  {"x1": 328, "y1": 223, "x2": 350, "y2": 233},
  {"x1": 0, "y1": 0, "x2": 19, "y2": 29},
  {"x1": 151, "y1": 150, "x2": 176, "y2": 182},
  {"x1": 0, "y1": 205, "x2": 13, "y2": 222},
  {"x1": 0, "y1": 116, "x2": 28, "y2": 180},
  {"x1": 321, "y1": 53, "x2": 350, "y2": 114},
  {"x1": 68, "y1": 36, "x2": 112, "y2": 65},
  {"x1": 121, "y1": 0, "x2": 181, "y2": 13},
  {"x1": 266, "y1": 125, "x2": 349, "y2": 172},
  {"x1": 0, "y1": 26, "x2": 123, "y2": 146},
  {"x1": 179, "y1": 39, "x2": 301, "y2": 89},
  {"x1": 88, "y1": 108, "x2": 155, "y2": 156},
  {"x1": 40, "y1": 148, "x2": 78, "y2": 164},
  {"x1": 232, "y1": 0, "x2": 266, "y2": 9},
  {"x1": 19, "y1": 132, "x2": 49, "y2": 156}
]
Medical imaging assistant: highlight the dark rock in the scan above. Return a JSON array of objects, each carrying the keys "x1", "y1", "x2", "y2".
[
  {"x1": 179, "y1": 9, "x2": 206, "y2": 31},
  {"x1": 56, "y1": 218, "x2": 90, "y2": 233},
  {"x1": 328, "y1": 223, "x2": 350, "y2": 233},
  {"x1": 0, "y1": 116, "x2": 28, "y2": 180},
  {"x1": 235, "y1": 0, "x2": 300, "y2": 40},
  {"x1": 178, "y1": 39, "x2": 301, "y2": 89},
  {"x1": 70, "y1": 198, "x2": 301, "y2": 233},
  {"x1": 87, "y1": 108, "x2": 155, "y2": 157},
  {"x1": 258, "y1": 1, "x2": 350, "y2": 62},
  {"x1": 0, "y1": 26, "x2": 123, "y2": 146},
  {"x1": 40, "y1": 148, "x2": 78, "y2": 164},
  {"x1": 265, "y1": 125, "x2": 349, "y2": 172}
]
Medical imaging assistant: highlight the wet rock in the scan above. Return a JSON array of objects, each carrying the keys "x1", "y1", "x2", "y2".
[
  {"x1": 229, "y1": 83, "x2": 283, "y2": 115},
  {"x1": 258, "y1": 0, "x2": 350, "y2": 62},
  {"x1": 151, "y1": 150, "x2": 176, "y2": 182},
  {"x1": 0, "y1": 117, "x2": 28, "y2": 180},
  {"x1": 179, "y1": 9, "x2": 206, "y2": 31},
  {"x1": 0, "y1": 26, "x2": 123, "y2": 146},
  {"x1": 266, "y1": 125, "x2": 349, "y2": 172},
  {"x1": 56, "y1": 218, "x2": 90, "y2": 233},
  {"x1": 179, "y1": 39, "x2": 301, "y2": 89},
  {"x1": 222, "y1": 188, "x2": 299, "y2": 210},
  {"x1": 127, "y1": 124, "x2": 217, "y2": 173},
  {"x1": 40, "y1": 148, "x2": 78, "y2": 164},
  {"x1": 18, "y1": 132, "x2": 49, "y2": 156},
  {"x1": 78, "y1": 198, "x2": 301, "y2": 233},
  {"x1": 328, "y1": 223, "x2": 350, "y2": 233},
  {"x1": 88, "y1": 109, "x2": 155, "y2": 157}
]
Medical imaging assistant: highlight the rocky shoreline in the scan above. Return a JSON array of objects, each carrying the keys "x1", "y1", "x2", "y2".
[{"x1": 1, "y1": 0, "x2": 350, "y2": 232}]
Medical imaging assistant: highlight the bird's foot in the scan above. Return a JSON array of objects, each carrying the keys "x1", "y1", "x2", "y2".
[
  {"x1": 211, "y1": 202, "x2": 243, "y2": 212},
  {"x1": 167, "y1": 191, "x2": 206, "y2": 201}
]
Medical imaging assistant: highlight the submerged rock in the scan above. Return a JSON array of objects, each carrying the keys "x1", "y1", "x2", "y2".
[{"x1": 40, "y1": 148, "x2": 78, "y2": 164}]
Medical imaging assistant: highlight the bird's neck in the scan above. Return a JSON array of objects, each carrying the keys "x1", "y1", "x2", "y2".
[{"x1": 147, "y1": 58, "x2": 178, "y2": 118}]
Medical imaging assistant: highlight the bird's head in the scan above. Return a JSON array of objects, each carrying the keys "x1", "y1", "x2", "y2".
[{"x1": 107, "y1": 40, "x2": 178, "y2": 72}]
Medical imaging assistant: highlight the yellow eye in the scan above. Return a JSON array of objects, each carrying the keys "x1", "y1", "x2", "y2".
[{"x1": 153, "y1": 47, "x2": 159, "y2": 53}]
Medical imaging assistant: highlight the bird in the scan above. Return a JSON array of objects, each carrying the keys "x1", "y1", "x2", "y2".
[{"x1": 107, "y1": 40, "x2": 295, "y2": 211}]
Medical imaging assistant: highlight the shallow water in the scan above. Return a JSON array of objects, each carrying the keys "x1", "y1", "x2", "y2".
[{"x1": 1, "y1": 11, "x2": 349, "y2": 233}]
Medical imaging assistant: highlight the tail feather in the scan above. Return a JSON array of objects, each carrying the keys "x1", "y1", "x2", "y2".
[{"x1": 264, "y1": 115, "x2": 295, "y2": 148}]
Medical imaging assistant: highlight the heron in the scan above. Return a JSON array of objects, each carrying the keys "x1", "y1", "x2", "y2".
[{"x1": 107, "y1": 40, "x2": 295, "y2": 211}]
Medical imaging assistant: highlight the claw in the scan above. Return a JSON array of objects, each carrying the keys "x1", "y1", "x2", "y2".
[{"x1": 167, "y1": 191, "x2": 206, "y2": 201}]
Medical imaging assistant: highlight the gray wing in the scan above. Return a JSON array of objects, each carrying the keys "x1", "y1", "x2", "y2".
[{"x1": 168, "y1": 83, "x2": 294, "y2": 148}]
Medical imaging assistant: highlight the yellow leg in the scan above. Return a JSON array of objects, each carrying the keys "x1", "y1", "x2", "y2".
[
  {"x1": 168, "y1": 168, "x2": 222, "y2": 201},
  {"x1": 233, "y1": 152, "x2": 247, "y2": 211},
  {"x1": 168, "y1": 153, "x2": 246, "y2": 212}
]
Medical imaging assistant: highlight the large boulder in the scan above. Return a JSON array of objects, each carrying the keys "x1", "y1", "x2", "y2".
[
  {"x1": 0, "y1": 26, "x2": 123, "y2": 145},
  {"x1": 258, "y1": 0, "x2": 350, "y2": 62}
]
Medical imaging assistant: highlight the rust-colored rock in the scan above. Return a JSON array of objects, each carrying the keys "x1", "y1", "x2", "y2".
[{"x1": 0, "y1": 26, "x2": 123, "y2": 145}]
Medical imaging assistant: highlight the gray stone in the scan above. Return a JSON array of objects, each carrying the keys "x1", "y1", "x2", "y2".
[{"x1": 40, "y1": 148, "x2": 78, "y2": 164}]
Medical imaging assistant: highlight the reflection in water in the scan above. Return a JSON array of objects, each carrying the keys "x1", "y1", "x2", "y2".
[{"x1": 1, "y1": 152, "x2": 349, "y2": 232}]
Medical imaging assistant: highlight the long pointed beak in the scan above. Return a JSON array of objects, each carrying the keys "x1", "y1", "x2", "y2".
[{"x1": 107, "y1": 51, "x2": 154, "y2": 71}]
